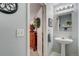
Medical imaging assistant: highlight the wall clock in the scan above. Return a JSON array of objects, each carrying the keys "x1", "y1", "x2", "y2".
[{"x1": 0, "y1": 3, "x2": 18, "y2": 14}]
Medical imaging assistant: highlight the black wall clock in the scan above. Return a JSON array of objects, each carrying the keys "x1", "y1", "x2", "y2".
[{"x1": 0, "y1": 3, "x2": 18, "y2": 14}]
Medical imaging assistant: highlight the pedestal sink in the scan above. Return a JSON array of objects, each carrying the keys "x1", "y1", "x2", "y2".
[{"x1": 55, "y1": 37, "x2": 73, "y2": 56}]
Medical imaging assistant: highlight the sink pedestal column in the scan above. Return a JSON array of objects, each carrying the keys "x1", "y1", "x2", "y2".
[{"x1": 61, "y1": 44, "x2": 65, "y2": 56}]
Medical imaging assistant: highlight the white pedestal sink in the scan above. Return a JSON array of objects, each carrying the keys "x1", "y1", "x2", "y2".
[{"x1": 55, "y1": 37, "x2": 73, "y2": 56}]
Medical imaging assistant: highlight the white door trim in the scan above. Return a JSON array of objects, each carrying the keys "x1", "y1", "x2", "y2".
[
  {"x1": 42, "y1": 4, "x2": 48, "y2": 56},
  {"x1": 26, "y1": 3, "x2": 30, "y2": 56},
  {"x1": 26, "y1": 3, "x2": 47, "y2": 56}
]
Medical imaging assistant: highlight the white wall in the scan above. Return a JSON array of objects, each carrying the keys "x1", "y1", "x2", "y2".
[
  {"x1": 30, "y1": 3, "x2": 42, "y2": 22},
  {"x1": 36, "y1": 7, "x2": 43, "y2": 56},
  {"x1": 0, "y1": 3, "x2": 27, "y2": 56},
  {"x1": 77, "y1": 3, "x2": 79, "y2": 56},
  {"x1": 53, "y1": 3, "x2": 78, "y2": 56},
  {"x1": 66, "y1": 4, "x2": 78, "y2": 56},
  {"x1": 46, "y1": 3, "x2": 54, "y2": 55}
]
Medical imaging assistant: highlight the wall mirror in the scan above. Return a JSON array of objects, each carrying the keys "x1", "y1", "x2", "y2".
[{"x1": 58, "y1": 13, "x2": 72, "y2": 32}]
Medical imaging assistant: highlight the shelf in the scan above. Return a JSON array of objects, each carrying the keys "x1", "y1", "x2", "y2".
[{"x1": 61, "y1": 25, "x2": 72, "y2": 28}]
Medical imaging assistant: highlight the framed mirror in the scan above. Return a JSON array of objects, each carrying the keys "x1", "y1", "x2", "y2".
[{"x1": 58, "y1": 13, "x2": 72, "y2": 32}]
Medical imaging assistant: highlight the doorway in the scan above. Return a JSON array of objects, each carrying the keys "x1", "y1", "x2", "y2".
[{"x1": 27, "y1": 3, "x2": 46, "y2": 56}]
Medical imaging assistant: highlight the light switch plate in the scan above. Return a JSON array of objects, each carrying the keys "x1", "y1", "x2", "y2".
[{"x1": 17, "y1": 28, "x2": 24, "y2": 37}]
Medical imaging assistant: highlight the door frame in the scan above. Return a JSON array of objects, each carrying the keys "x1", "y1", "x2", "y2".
[
  {"x1": 42, "y1": 4, "x2": 48, "y2": 56},
  {"x1": 26, "y1": 3, "x2": 30, "y2": 56},
  {"x1": 26, "y1": 3, "x2": 47, "y2": 56}
]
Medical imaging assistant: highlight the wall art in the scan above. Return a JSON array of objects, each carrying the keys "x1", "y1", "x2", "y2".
[{"x1": 0, "y1": 3, "x2": 18, "y2": 14}]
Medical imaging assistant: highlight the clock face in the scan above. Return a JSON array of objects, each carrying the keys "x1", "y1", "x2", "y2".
[{"x1": 0, "y1": 3, "x2": 18, "y2": 14}]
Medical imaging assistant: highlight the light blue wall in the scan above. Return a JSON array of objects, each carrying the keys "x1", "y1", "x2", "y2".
[{"x1": 0, "y1": 3, "x2": 27, "y2": 56}]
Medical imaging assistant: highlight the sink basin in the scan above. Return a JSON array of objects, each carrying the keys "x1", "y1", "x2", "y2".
[
  {"x1": 54, "y1": 37, "x2": 73, "y2": 56},
  {"x1": 55, "y1": 37, "x2": 73, "y2": 44}
]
